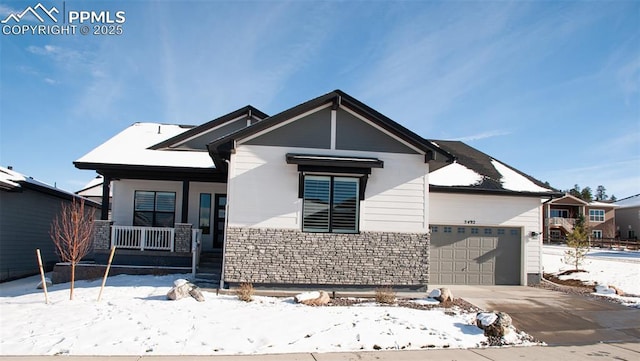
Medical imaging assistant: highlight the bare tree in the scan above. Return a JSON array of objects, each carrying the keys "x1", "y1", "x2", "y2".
[{"x1": 50, "y1": 198, "x2": 95, "y2": 300}]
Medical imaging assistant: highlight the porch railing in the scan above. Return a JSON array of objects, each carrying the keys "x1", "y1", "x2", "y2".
[
  {"x1": 548, "y1": 217, "x2": 575, "y2": 231},
  {"x1": 111, "y1": 226, "x2": 175, "y2": 251}
]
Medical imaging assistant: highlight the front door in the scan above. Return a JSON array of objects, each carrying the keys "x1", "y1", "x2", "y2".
[{"x1": 213, "y1": 194, "x2": 227, "y2": 249}]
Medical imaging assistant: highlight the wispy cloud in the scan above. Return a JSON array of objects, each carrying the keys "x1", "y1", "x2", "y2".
[{"x1": 453, "y1": 130, "x2": 511, "y2": 142}]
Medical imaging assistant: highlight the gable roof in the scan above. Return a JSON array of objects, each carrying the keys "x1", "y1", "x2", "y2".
[
  {"x1": 207, "y1": 89, "x2": 453, "y2": 167},
  {"x1": 427, "y1": 140, "x2": 560, "y2": 196},
  {"x1": 149, "y1": 106, "x2": 268, "y2": 150}
]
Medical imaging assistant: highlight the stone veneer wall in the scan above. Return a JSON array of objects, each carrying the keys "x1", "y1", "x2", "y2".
[
  {"x1": 223, "y1": 227, "x2": 429, "y2": 286},
  {"x1": 92, "y1": 220, "x2": 112, "y2": 251},
  {"x1": 174, "y1": 223, "x2": 192, "y2": 253}
]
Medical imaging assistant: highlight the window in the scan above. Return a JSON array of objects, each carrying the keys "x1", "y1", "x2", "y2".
[
  {"x1": 550, "y1": 209, "x2": 569, "y2": 218},
  {"x1": 444, "y1": 226, "x2": 452, "y2": 233},
  {"x1": 431, "y1": 226, "x2": 438, "y2": 233},
  {"x1": 592, "y1": 230, "x2": 602, "y2": 239},
  {"x1": 497, "y1": 229, "x2": 505, "y2": 235},
  {"x1": 199, "y1": 193, "x2": 211, "y2": 234},
  {"x1": 484, "y1": 228, "x2": 492, "y2": 235},
  {"x1": 457, "y1": 227, "x2": 466, "y2": 234},
  {"x1": 589, "y1": 209, "x2": 605, "y2": 222},
  {"x1": 302, "y1": 176, "x2": 359, "y2": 233},
  {"x1": 471, "y1": 228, "x2": 479, "y2": 234},
  {"x1": 134, "y1": 191, "x2": 176, "y2": 227}
]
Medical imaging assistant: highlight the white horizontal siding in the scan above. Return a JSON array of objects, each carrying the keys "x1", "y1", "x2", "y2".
[
  {"x1": 429, "y1": 192, "x2": 544, "y2": 278},
  {"x1": 112, "y1": 179, "x2": 184, "y2": 226},
  {"x1": 228, "y1": 145, "x2": 428, "y2": 233}
]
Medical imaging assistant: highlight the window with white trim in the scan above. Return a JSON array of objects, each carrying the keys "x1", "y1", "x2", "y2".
[
  {"x1": 589, "y1": 209, "x2": 605, "y2": 222},
  {"x1": 592, "y1": 230, "x2": 602, "y2": 239},
  {"x1": 134, "y1": 191, "x2": 176, "y2": 227},
  {"x1": 302, "y1": 176, "x2": 359, "y2": 233}
]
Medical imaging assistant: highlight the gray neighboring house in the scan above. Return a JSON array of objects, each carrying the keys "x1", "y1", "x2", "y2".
[
  {"x1": 615, "y1": 194, "x2": 640, "y2": 240},
  {"x1": 0, "y1": 166, "x2": 100, "y2": 282}
]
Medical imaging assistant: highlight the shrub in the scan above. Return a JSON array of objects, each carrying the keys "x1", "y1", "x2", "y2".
[
  {"x1": 375, "y1": 286, "x2": 396, "y2": 304},
  {"x1": 236, "y1": 282, "x2": 254, "y2": 302}
]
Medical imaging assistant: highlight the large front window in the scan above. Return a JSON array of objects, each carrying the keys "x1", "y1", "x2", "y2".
[
  {"x1": 589, "y1": 209, "x2": 605, "y2": 222},
  {"x1": 134, "y1": 191, "x2": 176, "y2": 227},
  {"x1": 302, "y1": 176, "x2": 359, "y2": 233}
]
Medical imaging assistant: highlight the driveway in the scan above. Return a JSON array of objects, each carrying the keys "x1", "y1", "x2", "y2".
[{"x1": 446, "y1": 285, "x2": 640, "y2": 345}]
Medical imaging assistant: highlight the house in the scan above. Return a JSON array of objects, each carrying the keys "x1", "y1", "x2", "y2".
[
  {"x1": 0, "y1": 166, "x2": 100, "y2": 282},
  {"x1": 615, "y1": 194, "x2": 640, "y2": 240},
  {"x1": 74, "y1": 90, "x2": 559, "y2": 288},
  {"x1": 76, "y1": 175, "x2": 112, "y2": 218},
  {"x1": 543, "y1": 194, "x2": 618, "y2": 242}
]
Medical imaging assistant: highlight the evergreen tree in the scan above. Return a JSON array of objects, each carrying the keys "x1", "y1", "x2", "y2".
[
  {"x1": 568, "y1": 184, "x2": 581, "y2": 198},
  {"x1": 581, "y1": 186, "x2": 593, "y2": 202},
  {"x1": 595, "y1": 185, "x2": 607, "y2": 201},
  {"x1": 610, "y1": 195, "x2": 617, "y2": 202},
  {"x1": 564, "y1": 214, "x2": 590, "y2": 270}
]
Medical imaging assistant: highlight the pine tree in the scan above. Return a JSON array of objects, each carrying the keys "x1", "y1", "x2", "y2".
[
  {"x1": 564, "y1": 214, "x2": 589, "y2": 270},
  {"x1": 595, "y1": 185, "x2": 607, "y2": 201},
  {"x1": 568, "y1": 184, "x2": 581, "y2": 199},
  {"x1": 581, "y1": 187, "x2": 593, "y2": 202}
]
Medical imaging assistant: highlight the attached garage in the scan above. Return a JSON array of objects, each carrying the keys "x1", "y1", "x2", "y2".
[{"x1": 429, "y1": 225, "x2": 521, "y2": 285}]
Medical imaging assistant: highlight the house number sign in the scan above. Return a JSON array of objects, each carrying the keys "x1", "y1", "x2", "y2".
[{"x1": 464, "y1": 220, "x2": 476, "y2": 224}]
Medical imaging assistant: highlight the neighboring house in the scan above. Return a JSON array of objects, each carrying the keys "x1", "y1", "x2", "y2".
[
  {"x1": 615, "y1": 194, "x2": 640, "y2": 240},
  {"x1": 74, "y1": 90, "x2": 559, "y2": 288},
  {"x1": 76, "y1": 175, "x2": 112, "y2": 218},
  {"x1": 543, "y1": 194, "x2": 618, "y2": 242},
  {"x1": 0, "y1": 166, "x2": 100, "y2": 282}
]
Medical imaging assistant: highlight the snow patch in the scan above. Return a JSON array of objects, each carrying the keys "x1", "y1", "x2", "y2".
[
  {"x1": 429, "y1": 162, "x2": 483, "y2": 186},
  {"x1": 491, "y1": 160, "x2": 551, "y2": 192},
  {"x1": 476, "y1": 312, "x2": 498, "y2": 327}
]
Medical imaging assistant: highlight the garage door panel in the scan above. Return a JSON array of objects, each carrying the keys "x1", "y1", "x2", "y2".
[{"x1": 430, "y1": 225, "x2": 521, "y2": 285}]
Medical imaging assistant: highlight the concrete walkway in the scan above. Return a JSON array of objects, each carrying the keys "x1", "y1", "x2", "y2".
[{"x1": 1, "y1": 343, "x2": 639, "y2": 360}]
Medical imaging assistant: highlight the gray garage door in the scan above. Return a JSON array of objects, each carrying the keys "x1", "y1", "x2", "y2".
[{"x1": 430, "y1": 225, "x2": 521, "y2": 285}]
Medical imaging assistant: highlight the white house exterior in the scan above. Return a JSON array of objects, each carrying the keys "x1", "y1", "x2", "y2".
[{"x1": 75, "y1": 90, "x2": 559, "y2": 288}]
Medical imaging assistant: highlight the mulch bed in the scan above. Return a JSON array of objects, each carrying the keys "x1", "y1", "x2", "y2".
[{"x1": 328, "y1": 296, "x2": 482, "y2": 313}]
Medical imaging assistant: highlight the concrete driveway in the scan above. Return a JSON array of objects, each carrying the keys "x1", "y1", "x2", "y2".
[{"x1": 447, "y1": 285, "x2": 640, "y2": 345}]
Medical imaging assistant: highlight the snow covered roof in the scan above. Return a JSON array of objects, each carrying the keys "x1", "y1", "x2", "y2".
[
  {"x1": 0, "y1": 166, "x2": 99, "y2": 205},
  {"x1": 76, "y1": 175, "x2": 111, "y2": 197},
  {"x1": 614, "y1": 194, "x2": 640, "y2": 208},
  {"x1": 74, "y1": 123, "x2": 215, "y2": 169},
  {"x1": 427, "y1": 140, "x2": 558, "y2": 195}
]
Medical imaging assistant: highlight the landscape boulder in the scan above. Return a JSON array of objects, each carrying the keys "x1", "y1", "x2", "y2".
[
  {"x1": 167, "y1": 279, "x2": 205, "y2": 302},
  {"x1": 294, "y1": 291, "x2": 331, "y2": 306},
  {"x1": 476, "y1": 311, "x2": 512, "y2": 337},
  {"x1": 429, "y1": 287, "x2": 454, "y2": 302}
]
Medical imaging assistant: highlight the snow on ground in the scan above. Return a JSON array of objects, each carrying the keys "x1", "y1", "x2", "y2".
[
  {"x1": 0, "y1": 274, "x2": 533, "y2": 356},
  {"x1": 542, "y1": 245, "x2": 640, "y2": 307}
]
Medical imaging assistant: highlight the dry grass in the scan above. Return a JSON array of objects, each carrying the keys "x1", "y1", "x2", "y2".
[
  {"x1": 375, "y1": 286, "x2": 396, "y2": 304},
  {"x1": 236, "y1": 282, "x2": 254, "y2": 302}
]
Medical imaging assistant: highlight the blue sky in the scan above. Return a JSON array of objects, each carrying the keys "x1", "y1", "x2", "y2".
[{"x1": 1, "y1": 0, "x2": 638, "y2": 199}]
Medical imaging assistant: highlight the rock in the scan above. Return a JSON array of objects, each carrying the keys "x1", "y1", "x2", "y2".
[
  {"x1": 189, "y1": 286, "x2": 205, "y2": 302},
  {"x1": 476, "y1": 311, "x2": 512, "y2": 337},
  {"x1": 436, "y1": 287, "x2": 453, "y2": 302},
  {"x1": 608, "y1": 285, "x2": 625, "y2": 296},
  {"x1": 294, "y1": 290, "x2": 331, "y2": 306},
  {"x1": 37, "y1": 277, "x2": 52, "y2": 289},
  {"x1": 167, "y1": 280, "x2": 205, "y2": 301},
  {"x1": 428, "y1": 288, "x2": 441, "y2": 299}
]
